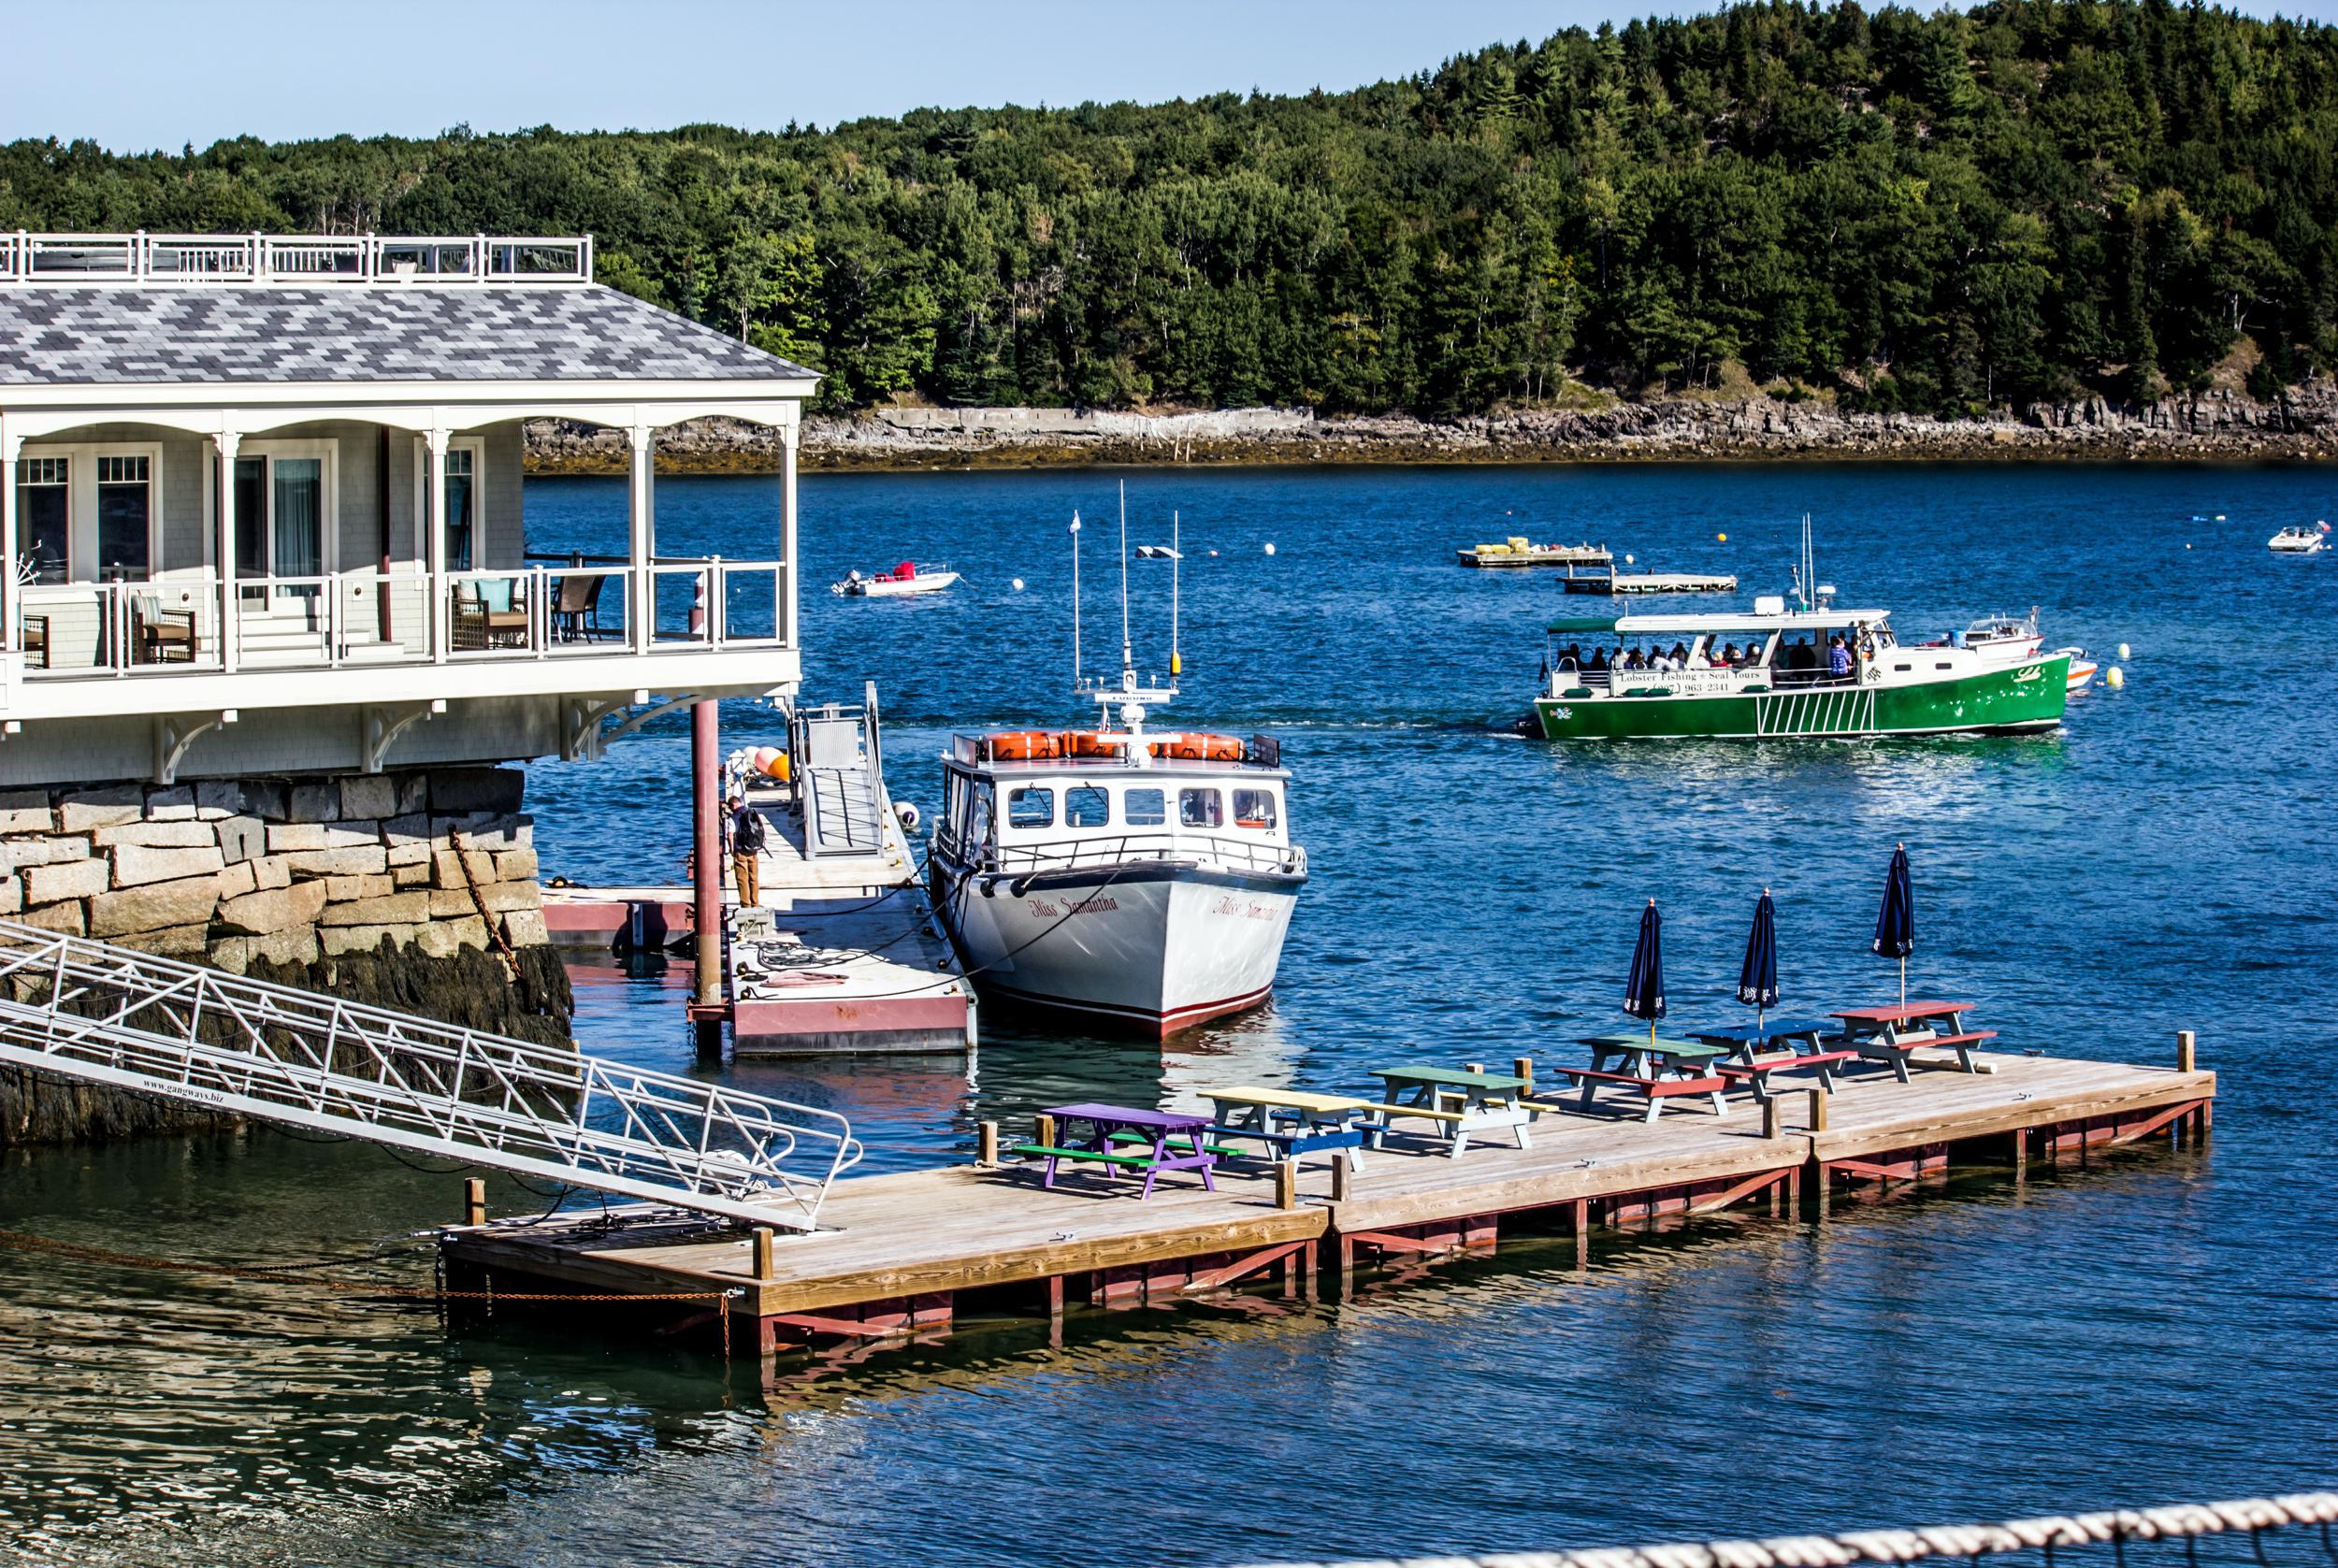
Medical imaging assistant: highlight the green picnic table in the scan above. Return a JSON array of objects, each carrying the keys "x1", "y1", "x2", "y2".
[{"x1": 1367, "y1": 1064, "x2": 1534, "y2": 1158}]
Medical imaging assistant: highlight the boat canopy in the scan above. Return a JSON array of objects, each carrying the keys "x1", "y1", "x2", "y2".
[{"x1": 1545, "y1": 608, "x2": 1891, "y2": 636}]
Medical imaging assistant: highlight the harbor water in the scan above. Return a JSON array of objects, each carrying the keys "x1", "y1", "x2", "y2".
[{"x1": 3, "y1": 464, "x2": 2332, "y2": 1565}]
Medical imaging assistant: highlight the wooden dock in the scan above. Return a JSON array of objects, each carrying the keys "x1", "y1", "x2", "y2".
[{"x1": 438, "y1": 1045, "x2": 2212, "y2": 1356}]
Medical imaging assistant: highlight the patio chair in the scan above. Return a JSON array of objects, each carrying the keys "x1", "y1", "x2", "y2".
[
  {"x1": 551, "y1": 571, "x2": 608, "y2": 641},
  {"x1": 451, "y1": 580, "x2": 530, "y2": 651},
  {"x1": 132, "y1": 594, "x2": 197, "y2": 664}
]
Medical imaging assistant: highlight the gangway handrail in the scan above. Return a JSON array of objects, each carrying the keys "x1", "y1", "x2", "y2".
[{"x1": 0, "y1": 921, "x2": 859, "y2": 1230}]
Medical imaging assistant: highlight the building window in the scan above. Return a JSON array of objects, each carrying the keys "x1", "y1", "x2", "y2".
[
  {"x1": 444, "y1": 447, "x2": 475, "y2": 571},
  {"x1": 1065, "y1": 785, "x2": 1110, "y2": 827},
  {"x1": 95, "y1": 454, "x2": 151, "y2": 578},
  {"x1": 273, "y1": 458, "x2": 323, "y2": 580},
  {"x1": 13, "y1": 457, "x2": 68, "y2": 583},
  {"x1": 1123, "y1": 787, "x2": 1166, "y2": 827}
]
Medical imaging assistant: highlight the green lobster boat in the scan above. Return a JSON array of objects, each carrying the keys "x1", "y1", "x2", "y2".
[{"x1": 1531, "y1": 597, "x2": 2070, "y2": 741}]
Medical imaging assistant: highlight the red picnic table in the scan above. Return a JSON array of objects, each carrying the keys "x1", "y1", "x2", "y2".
[{"x1": 1829, "y1": 1000, "x2": 1998, "y2": 1081}]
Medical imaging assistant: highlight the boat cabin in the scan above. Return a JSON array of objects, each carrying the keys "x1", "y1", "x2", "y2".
[
  {"x1": 1544, "y1": 603, "x2": 1902, "y2": 698},
  {"x1": 936, "y1": 730, "x2": 1295, "y2": 876}
]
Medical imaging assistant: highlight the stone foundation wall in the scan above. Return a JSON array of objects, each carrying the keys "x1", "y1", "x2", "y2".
[{"x1": 0, "y1": 764, "x2": 573, "y2": 1146}]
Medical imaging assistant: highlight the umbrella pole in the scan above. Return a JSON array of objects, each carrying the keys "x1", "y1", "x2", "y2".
[{"x1": 1898, "y1": 956, "x2": 1906, "y2": 1012}]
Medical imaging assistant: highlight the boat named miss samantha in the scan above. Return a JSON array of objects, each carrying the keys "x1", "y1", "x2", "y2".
[{"x1": 1531, "y1": 589, "x2": 2071, "y2": 740}]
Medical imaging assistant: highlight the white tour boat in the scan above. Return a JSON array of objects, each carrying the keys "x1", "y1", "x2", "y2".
[
  {"x1": 832, "y1": 560, "x2": 959, "y2": 597},
  {"x1": 2268, "y1": 525, "x2": 2329, "y2": 554},
  {"x1": 2054, "y1": 646, "x2": 2099, "y2": 693},
  {"x1": 926, "y1": 488, "x2": 1305, "y2": 1036}
]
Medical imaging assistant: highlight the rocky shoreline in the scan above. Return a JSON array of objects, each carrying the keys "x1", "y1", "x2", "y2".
[{"x1": 525, "y1": 389, "x2": 2338, "y2": 475}]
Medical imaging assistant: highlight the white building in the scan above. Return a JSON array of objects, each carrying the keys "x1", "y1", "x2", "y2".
[{"x1": 0, "y1": 232, "x2": 814, "y2": 786}]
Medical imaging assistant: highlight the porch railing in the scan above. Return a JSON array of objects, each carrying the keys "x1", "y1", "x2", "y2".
[
  {"x1": 9, "y1": 557, "x2": 787, "y2": 678},
  {"x1": 0, "y1": 232, "x2": 592, "y2": 287}
]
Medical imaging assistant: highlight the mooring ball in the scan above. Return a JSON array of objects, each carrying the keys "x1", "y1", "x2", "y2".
[
  {"x1": 1011, "y1": 577, "x2": 1026, "y2": 591},
  {"x1": 1717, "y1": 532, "x2": 1727, "y2": 542},
  {"x1": 2116, "y1": 642, "x2": 2130, "y2": 659},
  {"x1": 750, "y1": 745, "x2": 780, "y2": 771},
  {"x1": 1263, "y1": 542, "x2": 1277, "y2": 555},
  {"x1": 2106, "y1": 666, "x2": 2126, "y2": 689}
]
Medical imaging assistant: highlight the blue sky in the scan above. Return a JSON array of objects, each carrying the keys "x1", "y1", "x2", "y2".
[{"x1": 7, "y1": 0, "x2": 2338, "y2": 154}]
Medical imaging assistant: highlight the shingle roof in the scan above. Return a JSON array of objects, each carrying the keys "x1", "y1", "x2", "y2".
[{"x1": 0, "y1": 284, "x2": 816, "y2": 386}]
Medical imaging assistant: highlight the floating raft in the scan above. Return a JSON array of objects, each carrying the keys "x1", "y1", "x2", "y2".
[
  {"x1": 1565, "y1": 569, "x2": 1739, "y2": 596},
  {"x1": 438, "y1": 1045, "x2": 2212, "y2": 1355},
  {"x1": 1456, "y1": 541, "x2": 1613, "y2": 568}
]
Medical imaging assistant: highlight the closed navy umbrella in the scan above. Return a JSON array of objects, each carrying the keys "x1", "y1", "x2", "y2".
[
  {"x1": 1738, "y1": 888, "x2": 1779, "y2": 1027},
  {"x1": 1872, "y1": 842, "x2": 1914, "y2": 1009},
  {"x1": 1623, "y1": 899, "x2": 1665, "y2": 1048}
]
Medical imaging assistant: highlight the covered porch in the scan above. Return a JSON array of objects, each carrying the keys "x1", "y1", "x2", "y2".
[{"x1": 2, "y1": 408, "x2": 797, "y2": 684}]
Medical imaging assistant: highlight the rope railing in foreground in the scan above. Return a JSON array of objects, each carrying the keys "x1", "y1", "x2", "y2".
[{"x1": 1241, "y1": 1493, "x2": 2338, "y2": 1568}]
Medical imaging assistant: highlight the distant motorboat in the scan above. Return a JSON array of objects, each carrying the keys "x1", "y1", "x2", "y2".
[
  {"x1": 2268, "y1": 524, "x2": 2329, "y2": 554},
  {"x1": 832, "y1": 561, "x2": 959, "y2": 597},
  {"x1": 2055, "y1": 646, "x2": 2100, "y2": 692}
]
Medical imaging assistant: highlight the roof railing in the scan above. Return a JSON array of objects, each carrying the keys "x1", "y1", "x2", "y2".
[{"x1": 0, "y1": 232, "x2": 594, "y2": 286}]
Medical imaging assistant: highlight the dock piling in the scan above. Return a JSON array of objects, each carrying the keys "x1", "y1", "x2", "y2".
[
  {"x1": 1275, "y1": 1161, "x2": 1298, "y2": 1211},
  {"x1": 1034, "y1": 1113, "x2": 1055, "y2": 1149},
  {"x1": 462, "y1": 1176, "x2": 485, "y2": 1228},
  {"x1": 1808, "y1": 1088, "x2": 1828, "y2": 1133},
  {"x1": 2177, "y1": 1029, "x2": 2197, "y2": 1072},
  {"x1": 1330, "y1": 1158, "x2": 1352, "y2": 1202},
  {"x1": 1512, "y1": 1057, "x2": 1533, "y2": 1091},
  {"x1": 976, "y1": 1120, "x2": 999, "y2": 1166},
  {"x1": 1762, "y1": 1098, "x2": 1782, "y2": 1140},
  {"x1": 752, "y1": 1227, "x2": 775, "y2": 1282}
]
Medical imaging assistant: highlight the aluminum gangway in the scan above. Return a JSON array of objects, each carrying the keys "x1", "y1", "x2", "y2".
[
  {"x1": 789, "y1": 683, "x2": 889, "y2": 859},
  {"x1": 0, "y1": 921, "x2": 860, "y2": 1230}
]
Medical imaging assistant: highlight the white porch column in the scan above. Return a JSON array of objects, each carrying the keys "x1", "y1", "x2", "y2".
[
  {"x1": 426, "y1": 426, "x2": 449, "y2": 662},
  {"x1": 1, "y1": 418, "x2": 19, "y2": 672},
  {"x1": 628, "y1": 423, "x2": 655, "y2": 656},
  {"x1": 778, "y1": 417, "x2": 798, "y2": 649},
  {"x1": 212, "y1": 429, "x2": 240, "y2": 672}
]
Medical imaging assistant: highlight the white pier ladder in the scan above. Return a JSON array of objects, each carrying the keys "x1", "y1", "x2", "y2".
[{"x1": 0, "y1": 920, "x2": 860, "y2": 1230}]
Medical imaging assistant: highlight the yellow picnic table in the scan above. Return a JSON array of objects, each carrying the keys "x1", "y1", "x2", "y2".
[{"x1": 1203, "y1": 1085, "x2": 1380, "y2": 1172}]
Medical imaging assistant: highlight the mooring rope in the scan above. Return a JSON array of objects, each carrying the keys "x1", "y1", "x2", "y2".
[{"x1": 1239, "y1": 1494, "x2": 2338, "y2": 1568}]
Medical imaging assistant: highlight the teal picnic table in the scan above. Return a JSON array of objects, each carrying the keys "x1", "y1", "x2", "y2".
[
  {"x1": 1688, "y1": 1017, "x2": 1863, "y2": 1101},
  {"x1": 1367, "y1": 1064, "x2": 1533, "y2": 1158}
]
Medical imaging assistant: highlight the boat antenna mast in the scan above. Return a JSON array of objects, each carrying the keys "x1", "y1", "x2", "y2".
[
  {"x1": 1171, "y1": 509, "x2": 1182, "y2": 678},
  {"x1": 1076, "y1": 485, "x2": 1178, "y2": 727},
  {"x1": 1070, "y1": 511, "x2": 1083, "y2": 689},
  {"x1": 1118, "y1": 480, "x2": 1134, "y2": 677}
]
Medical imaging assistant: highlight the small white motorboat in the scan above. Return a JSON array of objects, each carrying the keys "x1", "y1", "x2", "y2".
[
  {"x1": 2055, "y1": 646, "x2": 2099, "y2": 692},
  {"x1": 2268, "y1": 524, "x2": 2329, "y2": 554},
  {"x1": 832, "y1": 560, "x2": 959, "y2": 597}
]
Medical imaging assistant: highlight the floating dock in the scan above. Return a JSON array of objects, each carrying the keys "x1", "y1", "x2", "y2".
[
  {"x1": 540, "y1": 698, "x2": 974, "y2": 1055},
  {"x1": 1564, "y1": 568, "x2": 1740, "y2": 596},
  {"x1": 1457, "y1": 540, "x2": 1613, "y2": 569},
  {"x1": 440, "y1": 1043, "x2": 2212, "y2": 1355}
]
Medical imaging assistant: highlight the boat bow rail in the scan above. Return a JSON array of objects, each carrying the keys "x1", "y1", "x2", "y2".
[
  {"x1": 0, "y1": 920, "x2": 860, "y2": 1230},
  {"x1": 981, "y1": 831, "x2": 1306, "y2": 878}
]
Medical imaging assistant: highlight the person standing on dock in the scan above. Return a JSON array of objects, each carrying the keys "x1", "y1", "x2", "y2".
[{"x1": 728, "y1": 794, "x2": 768, "y2": 908}]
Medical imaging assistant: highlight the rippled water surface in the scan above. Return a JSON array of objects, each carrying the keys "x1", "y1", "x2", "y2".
[{"x1": 3, "y1": 464, "x2": 2333, "y2": 1565}]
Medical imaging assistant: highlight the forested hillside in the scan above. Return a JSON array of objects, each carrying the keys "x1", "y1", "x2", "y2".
[{"x1": 3, "y1": 0, "x2": 2333, "y2": 419}]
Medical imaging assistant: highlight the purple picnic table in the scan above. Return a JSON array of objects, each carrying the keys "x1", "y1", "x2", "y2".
[{"x1": 1035, "y1": 1102, "x2": 1218, "y2": 1199}]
